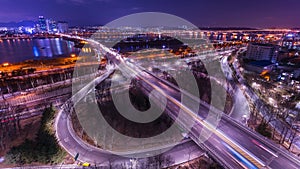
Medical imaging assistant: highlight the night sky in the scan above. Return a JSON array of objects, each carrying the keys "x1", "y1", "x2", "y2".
[{"x1": 1, "y1": 0, "x2": 300, "y2": 28}]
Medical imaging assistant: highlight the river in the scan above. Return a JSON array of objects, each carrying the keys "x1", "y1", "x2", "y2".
[{"x1": 0, "y1": 38, "x2": 80, "y2": 64}]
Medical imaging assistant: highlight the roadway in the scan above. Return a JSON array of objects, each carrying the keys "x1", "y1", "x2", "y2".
[
  {"x1": 120, "y1": 63, "x2": 264, "y2": 169},
  {"x1": 226, "y1": 51, "x2": 300, "y2": 157},
  {"x1": 55, "y1": 68, "x2": 207, "y2": 167},
  {"x1": 0, "y1": 68, "x2": 106, "y2": 124},
  {"x1": 103, "y1": 43, "x2": 300, "y2": 169},
  {"x1": 58, "y1": 34, "x2": 300, "y2": 168},
  {"x1": 220, "y1": 52, "x2": 250, "y2": 124}
]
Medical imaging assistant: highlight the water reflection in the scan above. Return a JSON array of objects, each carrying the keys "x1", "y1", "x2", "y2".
[{"x1": 0, "y1": 38, "x2": 80, "y2": 64}]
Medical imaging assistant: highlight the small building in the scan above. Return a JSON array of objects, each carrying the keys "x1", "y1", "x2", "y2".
[
  {"x1": 244, "y1": 60, "x2": 276, "y2": 73},
  {"x1": 245, "y1": 43, "x2": 279, "y2": 63}
]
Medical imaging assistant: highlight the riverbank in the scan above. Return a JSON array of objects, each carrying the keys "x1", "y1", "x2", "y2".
[{"x1": 0, "y1": 56, "x2": 78, "y2": 73}]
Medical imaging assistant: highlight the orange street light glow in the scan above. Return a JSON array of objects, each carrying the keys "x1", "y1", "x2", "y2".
[{"x1": 80, "y1": 41, "x2": 88, "y2": 44}]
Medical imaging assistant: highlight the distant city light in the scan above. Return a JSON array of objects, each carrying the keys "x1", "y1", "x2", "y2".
[
  {"x1": 2, "y1": 62, "x2": 9, "y2": 67},
  {"x1": 25, "y1": 27, "x2": 34, "y2": 34}
]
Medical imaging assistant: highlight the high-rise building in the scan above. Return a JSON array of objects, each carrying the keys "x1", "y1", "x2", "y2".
[
  {"x1": 46, "y1": 19, "x2": 50, "y2": 32},
  {"x1": 38, "y1": 16, "x2": 47, "y2": 32},
  {"x1": 50, "y1": 20, "x2": 57, "y2": 32},
  {"x1": 57, "y1": 21, "x2": 69, "y2": 33},
  {"x1": 46, "y1": 19, "x2": 57, "y2": 33},
  {"x1": 245, "y1": 43, "x2": 279, "y2": 63},
  {"x1": 36, "y1": 16, "x2": 60, "y2": 33}
]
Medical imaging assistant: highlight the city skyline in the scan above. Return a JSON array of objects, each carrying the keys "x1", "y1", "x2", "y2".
[
  {"x1": 1, "y1": 1, "x2": 300, "y2": 169},
  {"x1": 0, "y1": 0, "x2": 300, "y2": 28}
]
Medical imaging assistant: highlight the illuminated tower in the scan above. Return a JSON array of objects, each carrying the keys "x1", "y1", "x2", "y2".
[{"x1": 38, "y1": 16, "x2": 47, "y2": 32}]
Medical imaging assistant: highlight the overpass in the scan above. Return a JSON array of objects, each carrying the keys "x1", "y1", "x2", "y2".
[
  {"x1": 101, "y1": 43, "x2": 300, "y2": 169},
  {"x1": 57, "y1": 34, "x2": 300, "y2": 168}
]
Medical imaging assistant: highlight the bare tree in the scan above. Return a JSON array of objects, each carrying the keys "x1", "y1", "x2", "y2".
[
  {"x1": 144, "y1": 154, "x2": 174, "y2": 169},
  {"x1": 261, "y1": 106, "x2": 278, "y2": 126},
  {"x1": 288, "y1": 126, "x2": 299, "y2": 150}
]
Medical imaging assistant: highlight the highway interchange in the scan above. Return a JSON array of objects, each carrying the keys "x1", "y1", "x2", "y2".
[
  {"x1": 76, "y1": 36, "x2": 300, "y2": 169},
  {"x1": 2, "y1": 33, "x2": 300, "y2": 169}
]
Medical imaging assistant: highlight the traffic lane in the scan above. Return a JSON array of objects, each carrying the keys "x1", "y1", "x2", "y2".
[
  {"x1": 220, "y1": 115, "x2": 280, "y2": 154},
  {"x1": 105, "y1": 53, "x2": 121, "y2": 65},
  {"x1": 203, "y1": 133, "x2": 244, "y2": 169},
  {"x1": 170, "y1": 81, "x2": 300, "y2": 169},
  {"x1": 56, "y1": 111, "x2": 113, "y2": 164},
  {"x1": 108, "y1": 49, "x2": 297, "y2": 168},
  {"x1": 217, "y1": 118, "x2": 275, "y2": 162},
  {"x1": 142, "y1": 72, "x2": 211, "y2": 119},
  {"x1": 164, "y1": 101, "x2": 243, "y2": 169},
  {"x1": 269, "y1": 155, "x2": 300, "y2": 169},
  {"x1": 0, "y1": 93, "x2": 70, "y2": 122},
  {"x1": 185, "y1": 110, "x2": 256, "y2": 169},
  {"x1": 138, "y1": 69, "x2": 276, "y2": 167},
  {"x1": 172, "y1": 95, "x2": 269, "y2": 168},
  {"x1": 162, "y1": 139, "x2": 204, "y2": 165},
  {"x1": 189, "y1": 112, "x2": 265, "y2": 169},
  {"x1": 145, "y1": 76, "x2": 205, "y2": 118},
  {"x1": 168, "y1": 108, "x2": 255, "y2": 169},
  {"x1": 58, "y1": 116, "x2": 109, "y2": 163},
  {"x1": 217, "y1": 116, "x2": 300, "y2": 168},
  {"x1": 141, "y1": 74, "x2": 181, "y2": 101}
]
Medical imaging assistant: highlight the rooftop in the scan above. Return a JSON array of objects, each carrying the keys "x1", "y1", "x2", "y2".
[
  {"x1": 248, "y1": 60, "x2": 274, "y2": 67},
  {"x1": 250, "y1": 43, "x2": 277, "y2": 47}
]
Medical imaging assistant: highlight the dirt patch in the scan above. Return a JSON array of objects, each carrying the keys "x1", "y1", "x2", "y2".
[
  {"x1": 0, "y1": 115, "x2": 41, "y2": 156},
  {"x1": 0, "y1": 115, "x2": 41, "y2": 167},
  {"x1": 167, "y1": 156, "x2": 222, "y2": 169}
]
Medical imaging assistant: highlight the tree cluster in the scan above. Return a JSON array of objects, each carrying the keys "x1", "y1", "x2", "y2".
[{"x1": 5, "y1": 106, "x2": 66, "y2": 165}]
